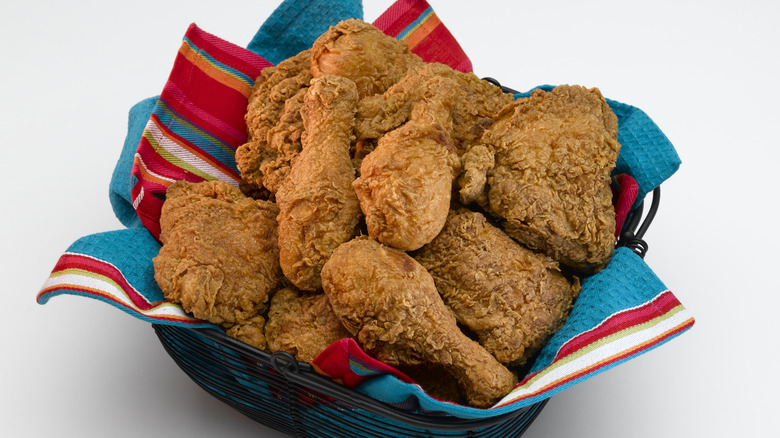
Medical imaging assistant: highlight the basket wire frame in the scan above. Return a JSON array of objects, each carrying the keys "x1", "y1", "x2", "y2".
[{"x1": 154, "y1": 324, "x2": 547, "y2": 438}]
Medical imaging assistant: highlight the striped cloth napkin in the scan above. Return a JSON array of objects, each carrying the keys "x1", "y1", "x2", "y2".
[{"x1": 37, "y1": 0, "x2": 694, "y2": 418}]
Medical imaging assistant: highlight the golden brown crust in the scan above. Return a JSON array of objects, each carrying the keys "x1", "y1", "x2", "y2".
[
  {"x1": 414, "y1": 208, "x2": 580, "y2": 366},
  {"x1": 321, "y1": 238, "x2": 515, "y2": 408},
  {"x1": 353, "y1": 77, "x2": 460, "y2": 251},
  {"x1": 311, "y1": 19, "x2": 422, "y2": 98},
  {"x1": 356, "y1": 63, "x2": 514, "y2": 156},
  {"x1": 153, "y1": 180, "x2": 281, "y2": 325},
  {"x1": 482, "y1": 85, "x2": 621, "y2": 273},
  {"x1": 236, "y1": 50, "x2": 313, "y2": 197},
  {"x1": 275, "y1": 76, "x2": 362, "y2": 291},
  {"x1": 264, "y1": 287, "x2": 353, "y2": 363},
  {"x1": 226, "y1": 315, "x2": 268, "y2": 351}
]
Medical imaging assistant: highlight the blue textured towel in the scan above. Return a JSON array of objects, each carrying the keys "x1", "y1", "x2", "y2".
[{"x1": 246, "y1": 0, "x2": 363, "y2": 64}]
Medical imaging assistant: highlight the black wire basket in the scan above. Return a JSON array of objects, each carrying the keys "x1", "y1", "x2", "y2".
[{"x1": 154, "y1": 324, "x2": 547, "y2": 438}]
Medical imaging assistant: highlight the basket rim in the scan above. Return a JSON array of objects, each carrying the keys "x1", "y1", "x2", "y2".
[{"x1": 158, "y1": 324, "x2": 546, "y2": 431}]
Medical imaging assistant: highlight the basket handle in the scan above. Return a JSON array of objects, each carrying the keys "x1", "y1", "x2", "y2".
[{"x1": 616, "y1": 186, "x2": 661, "y2": 258}]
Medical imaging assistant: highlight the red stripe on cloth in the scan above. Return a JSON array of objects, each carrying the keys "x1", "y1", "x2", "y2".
[
  {"x1": 505, "y1": 317, "x2": 695, "y2": 405},
  {"x1": 373, "y1": 0, "x2": 473, "y2": 73},
  {"x1": 49, "y1": 253, "x2": 155, "y2": 311},
  {"x1": 130, "y1": 25, "x2": 271, "y2": 239},
  {"x1": 38, "y1": 284, "x2": 201, "y2": 325},
  {"x1": 373, "y1": 0, "x2": 430, "y2": 37},
  {"x1": 164, "y1": 57, "x2": 251, "y2": 150},
  {"x1": 184, "y1": 23, "x2": 271, "y2": 82},
  {"x1": 409, "y1": 22, "x2": 472, "y2": 73},
  {"x1": 553, "y1": 291, "x2": 681, "y2": 362},
  {"x1": 147, "y1": 112, "x2": 241, "y2": 181},
  {"x1": 134, "y1": 125, "x2": 211, "y2": 186},
  {"x1": 162, "y1": 80, "x2": 248, "y2": 147},
  {"x1": 613, "y1": 174, "x2": 639, "y2": 238},
  {"x1": 311, "y1": 338, "x2": 414, "y2": 388}
]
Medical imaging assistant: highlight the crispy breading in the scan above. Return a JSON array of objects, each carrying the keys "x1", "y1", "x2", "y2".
[
  {"x1": 236, "y1": 50, "x2": 312, "y2": 197},
  {"x1": 226, "y1": 315, "x2": 267, "y2": 351},
  {"x1": 356, "y1": 62, "x2": 514, "y2": 156},
  {"x1": 414, "y1": 208, "x2": 580, "y2": 366},
  {"x1": 275, "y1": 75, "x2": 362, "y2": 291},
  {"x1": 353, "y1": 77, "x2": 460, "y2": 251},
  {"x1": 481, "y1": 85, "x2": 621, "y2": 273},
  {"x1": 310, "y1": 19, "x2": 422, "y2": 98},
  {"x1": 264, "y1": 287, "x2": 352, "y2": 363},
  {"x1": 321, "y1": 237, "x2": 515, "y2": 408},
  {"x1": 153, "y1": 180, "x2": 281, "y2": 325}
]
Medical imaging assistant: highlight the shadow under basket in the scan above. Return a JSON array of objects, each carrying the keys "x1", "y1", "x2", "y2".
[{"x1": 153, "y1": 324, "x2": 547, "y2": 438}]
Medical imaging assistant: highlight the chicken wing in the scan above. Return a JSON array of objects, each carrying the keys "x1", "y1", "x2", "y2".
[
  {"x1": 321, "y1": 237, "x2": 515, "y2": 408},
  {"x1": 481, "y1": 85, "x2": 621, "y2": 273},
  {"x1": 310, "y1": 19, "x2": 422, "y2": 98},
  {"x1": 414, "y1": 208, "x2": 580, "y2": 366},
  {"x1": 236, "y1": 49, "x2": 312, "y2": 197},
  {"x1": 353, "y1": 77, "x2": 460, "y2": 251},
  {"x1": 264, "y1": 287, "x2": 353, "y2": 363},
  {"x1": 275, "y1": 75, "x2": 361, "y2": 291},
  {"x1": 153, "y1": 180, "x2": 281, "y2": 325}
]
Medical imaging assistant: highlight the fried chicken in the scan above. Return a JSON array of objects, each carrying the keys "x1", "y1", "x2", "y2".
[
  {"x1": 321, "y1": 237, "x2": 515, "y2": 408},
  {"x1": 355, "y1": 62, "x2": 514, "y2": 157},
  {"x1": 480, "y1": 85, "x2": 621, "y2": 273},
  {"x1": 275, "y1": 75, "x2": 361, "y2": 291},
  {"x1": 236, "y1": 50, "x2": 312, "y2": 197},
  {"x1": 153, "y1": 180, "x2": 281, "y2": 326},
  {"x1": 226, "y1": 315, "x2": 267, "y2": 351},
  {"x1": 353, "y1": 77, "x2": 461, "y2": 251},
  {"x1": 264, "y1": 287, "x2": 353, "y2": 363},
  {"x1": 414, "y1": 208, "x2": 580, "y2": 366},
  {"x1": 310, "y1": 19, "x2": 422, "y2": 99}
]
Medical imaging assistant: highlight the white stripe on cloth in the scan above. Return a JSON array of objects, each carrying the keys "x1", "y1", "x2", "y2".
[{"x1": 145, "y1": 118, "x2": 239, "y2": 187}]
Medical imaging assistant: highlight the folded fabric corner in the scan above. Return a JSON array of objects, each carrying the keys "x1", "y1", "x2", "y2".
[
  {"x1": 246, "y1": 0, "x2": 364, "y2": 64},
  {"x1": 37, "y1": 227, "x2": 212, "y2": 328},
  {"x1": 130, "y1": 24, "x2": 273, "y2": 239},
  {"x1": 373, "y1": 0, "x2": 472, "y2": 73}
]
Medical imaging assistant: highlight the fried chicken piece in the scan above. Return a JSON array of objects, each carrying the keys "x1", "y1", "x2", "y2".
[
  {"x1": 356, "y1": 62, "x2": 514, "y2": 156},
  {"x1": 311, "y1": 19, "x2": 422, "y2": 98},
  {"x1": 481, "y1": 85, "x2": 621, "y2": 273},
  {"x1": 321, "y1": 238, "x2": 515, "y2": 408},
  {"x1": 226, "y1": 315, "x2": 267, "y2": 351},
  {"x1": 236, "y1": 50, "x2": 312, "y2": 197},
  {"x1": 414, "y1": 208, "x2": 580, "y2": 366},
  {"x1": 153, "y1": 180, "x2": 281, "y2": 325},
  {"x1": 275, "y1": 75, "x2": 361, "y2": 291},
  {"x1": 353, "y1": 77, "x2": 461, "y2": 251},
  {"x1": 264, "y1": 287, "x2": 352, "y2": 363}
]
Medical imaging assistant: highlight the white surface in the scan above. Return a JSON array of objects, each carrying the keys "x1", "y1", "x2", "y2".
[{"x1": 2, "y1": 0, "x2": 778, "y2": 436}]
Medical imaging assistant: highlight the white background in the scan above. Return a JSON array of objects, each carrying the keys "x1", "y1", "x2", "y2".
[{"x1": 2, "y1": 0, "x2": 778, "y2": 436}]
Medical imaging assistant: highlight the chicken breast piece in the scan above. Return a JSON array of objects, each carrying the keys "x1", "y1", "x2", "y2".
[
  {"x1": 153, "y1": 180, "x2": 281, "y2": 325},
  {"x1": 482, "y1": 85, "x2": 621, "y2": 273}
]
